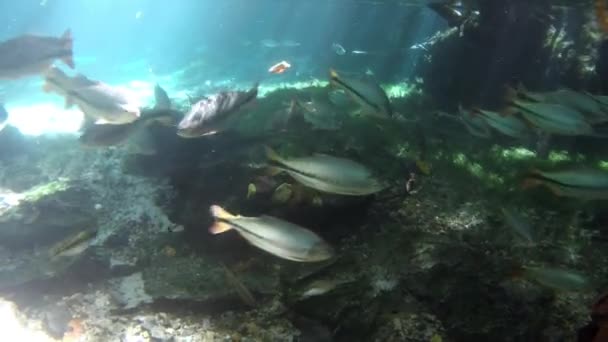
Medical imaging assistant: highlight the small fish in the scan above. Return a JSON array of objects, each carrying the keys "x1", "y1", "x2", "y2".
[
  {"x1": 0, "y1": 103, "x2": 8, "y2": 132},
  {"x1": 177, "y1": 83, "x2": 258, "y2": 138},
  {"x1": 329, "y1": 69, "x2": 392, "y2": 118},
  {"x1": 520, "y1": 265, "x2": 590, "y2": 291},
  {"x1": 43, "y1": 67, "x2": 141, "y2": 125},
  {"x1": 332, "y1": 43, "x2": 346, "y2": 55},
  {"x1": 261, "y1": 39, "x2": 280, "y2": 48},
  {"x1": 501, "y1": 207, "x2": 535, "y2": 244},
  {"x1": 49, "y1": 229, "x2": 97, "y2": 258},
  {"x1": 0, "y1": 29, "x2": 74, "y2": 79},
  {"x1": 268, "y1": 60, "x2": 291, "y2": 74},
  {"x1": 265, "y1": 146, "x2": 386, "y2": 196},
  {"x1": 523, "y1": 168, "x2": 608, "y2": 200},
  {"x1": 209, "y1": 205, "x2": 334, "y2": 262},
  {"x1": 300, "y1": 279, "x2": 340, "y2": 299}
]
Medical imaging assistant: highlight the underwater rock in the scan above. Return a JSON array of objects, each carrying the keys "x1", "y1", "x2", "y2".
[
  {"x1": 0, "y1": 179, "x2": 96, "y2": 250},
  {"x1": 109, "y1": 256, "x2": 279, "y2": 312}
]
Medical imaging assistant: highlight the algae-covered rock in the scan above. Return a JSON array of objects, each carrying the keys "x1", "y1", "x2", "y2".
[{"x1": 0, "y1": 179, "x2": 97, "y2": 250}]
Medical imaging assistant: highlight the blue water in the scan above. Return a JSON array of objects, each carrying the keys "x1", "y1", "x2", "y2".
[{"x1": 0, "y1": 0, "x2": 443, "y2": 134}]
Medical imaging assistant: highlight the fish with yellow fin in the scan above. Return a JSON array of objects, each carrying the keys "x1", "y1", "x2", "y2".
[
  {"x1": 264, "y1": 146, "x2": 386, "y2": 196},
  {"x1": 523, "y1": 168, "x2": 608, "y2": 200},
  {"x1": 209, "y1": 205, "x2": 334, "y2": 262}
]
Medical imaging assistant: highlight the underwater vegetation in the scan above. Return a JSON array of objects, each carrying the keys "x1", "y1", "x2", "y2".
[{"x1": 1, "y1": 0, "x2": 608, "y2": 341}]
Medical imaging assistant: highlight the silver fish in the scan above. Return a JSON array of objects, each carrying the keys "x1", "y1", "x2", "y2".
[
  {"x1": 475, "y1": 109, "x2": 531, "y2": 140},
  {"x1": 265, "y1": 146, "x2": 386, "y2": 196},
  {"x1": 514, "y1": 100, "x2": 593, "y2": 136},
  {"x1": 329, "y1": 69, "x2": 392, "y2": 118},
  {"x1": 209, "y1": 205, "x2": 334, "y2": 262},
  {"x1": 0, "y1": 29, "x2": 74, "y2": 79},
  {"x1": 521, "y1": 266, "x2": 589, "y2": 291},
  {"x1": 501, "y1": 207, "x2": 535, "y2": 244},
  {"x1": 524, "y1": 168, "x2": 608, "y2": 200},
  {"x1": 43, "y1": 67, "x2": 141, "y2": 124},
  {"x1": 177, "y1": 84, "x2": 258, "y2": 138}
]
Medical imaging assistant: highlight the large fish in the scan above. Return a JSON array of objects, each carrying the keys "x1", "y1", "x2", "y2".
[
  {"x1": 265, "y1": 146, "x2": 387, "y2": 196},
  {"x1": 208, "y1": 205, "x2": 334, "y2": 262},
  {"x1": 513, "y1": 100, "x2": 594, "y2": 136},
  {"x1": 474, "y1": 109, "x2": 531, "y2": 140},
  {"x1": 329, "y1": 69, "x2": 392, "y2": 118},
  {"x1": 523, "y1": 168, "x2": 608, "y2": 200},
  {"x1": 79, "y1": 107, "x2": 176, "y2": 148},
  {"x1": 43, "y1": 66, "x2": 141, "y2": 125},
  {"x1": 177, "y1": 84, "x2": 258, "y2": 138},
  {"x1": 0, "y1": 29, "x2": 74, "y2": 79},
  {"x1": 79, "y1": 85, "x2": 178, "y2": 151},
  {"x1": 512, "y1": 86, "x2": 608, "y2": 124}
]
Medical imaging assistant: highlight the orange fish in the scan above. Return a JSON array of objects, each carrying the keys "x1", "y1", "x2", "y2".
[
  {"x1": 596, "y1": 0, "x2": 608, "y2": 33},
  {"x1": 268, "y1": 60, "x2": 291, "y2": 74}
]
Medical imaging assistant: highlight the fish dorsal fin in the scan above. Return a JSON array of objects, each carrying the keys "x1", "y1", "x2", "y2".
[{"x1": 154, "y1": 84, "x2": 171, "y2": 110}]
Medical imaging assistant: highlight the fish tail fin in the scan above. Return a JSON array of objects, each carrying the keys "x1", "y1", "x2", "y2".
[
  {"x1": 521, "y1": 176, "x2": 542, "y2": 190},
  {"x1": 209, "y1": 205, "x2": 236, "y2": 234},
  {"x1": 60, "y1": 29, "x2": 75, "y2": 69},
  {"x1": 415, "y1": 160, "x2": 431, "y2": 175},
  {"x1": 502, "y1": 84, "x2": 519, "y2": 106},
  {"x1": 209, "y1": 222, "x2": 233, "y2": 234},
  {"x1": 210, "y1": 205, "x2": 236, "y2": 220}
]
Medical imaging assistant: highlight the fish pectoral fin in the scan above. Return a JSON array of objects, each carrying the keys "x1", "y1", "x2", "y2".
[
  {"x1": 209, "y1": 222, "x2": 233, "y2": 234},
  {"x1": 42, "y1": 81, "x2": 52, "y2": 93},
  {"x1": 120, "y1": 104, "x2": 141, "y2": 116},
  {"x1": 265, "y1": 166, "x2": 283, "y2": 177},
  {"x1": 263, "y1": 145, "x2": 284, "y2": 164}
]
